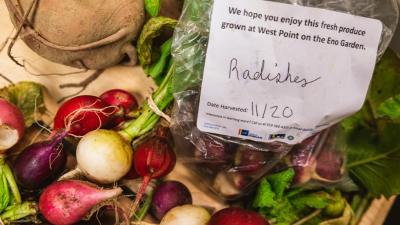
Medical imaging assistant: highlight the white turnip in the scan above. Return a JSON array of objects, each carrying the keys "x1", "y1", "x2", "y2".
[
  {"x1": 76, "y1": 129, "x2": 133, "y2": 184},
  {"x1": 159, "y1": 205, "x2": 211, "y2": 225}
]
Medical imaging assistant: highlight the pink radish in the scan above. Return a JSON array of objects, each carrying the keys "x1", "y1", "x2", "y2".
[
  {"x1": 130, "y1": 131, "x2": 176, "y2": 216},
  {"x1": 53, "y1": 95, "x2": 117, "y2": 137},
  {"x1": 39, "y1": 180, "x2": 123, "y2": 225},
  {"x1": 0, "y1": 98, "x2": 25, "y2": 153}
]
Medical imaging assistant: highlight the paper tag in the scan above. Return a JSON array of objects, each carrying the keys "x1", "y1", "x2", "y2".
[{"x1": 197, "y1": 0, "x2": 382, "y2": 144}]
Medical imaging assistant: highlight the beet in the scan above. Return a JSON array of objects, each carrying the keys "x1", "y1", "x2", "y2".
[{"x1": 151, "y1": 181, "x2": 192, "y2": 220}]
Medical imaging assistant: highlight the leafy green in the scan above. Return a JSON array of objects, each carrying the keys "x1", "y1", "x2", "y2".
[
  {"x1": 145, "y1": 38, "x2": 173, "y2": 84},
  {"x1": 252, "y1": 178, "x2": 276, "y2": 208},
  {"x1": 252, "y1": 169, "x2": 348, "y2": 225},
  {"x1": 291, "y1": 191, "x2": 331, "y2": 210},
  {"x1": 144, "y1": 0, "x2": 161, "y2": 17},
  {"x1": 0, "y1": 81, "x2": 45, "y2": 127},
  {"x1": 344, "y1": 127, "x2": 400, "y2": 197},
  {"x1": 377, "y1": 94, "x2": 400, "y2": 119},
  {"x1": 267, "y1": 168, "x2": 295, "y2": 199},
  {"x1": 137, "y1": 17, "x2": 177, "y2": 67},
  {"x1": 340, "y1": 49, "x2": 400, "y2": 197},
  {"x1": 0, "y1": 171, "x2": 10, "y2": 213}
]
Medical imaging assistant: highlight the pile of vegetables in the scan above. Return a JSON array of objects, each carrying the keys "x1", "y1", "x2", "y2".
[{"x1": 0, "y1": 1, "x2": 400, "y2": 225}]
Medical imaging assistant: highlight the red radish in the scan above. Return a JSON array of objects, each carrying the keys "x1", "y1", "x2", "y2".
[
  {"x1": 0, "y1": 98, "x2": 25, "y2": 153},
  {"x1": 100, "y1": 89, "x2": 138, "y2": 127},
  {"x1": 130, "y1": 134, "x2": 176, "y2": 216},
  {"x1": 209, "y1": 208, "x2": 269, "y2": 225},
  {"x1": 76, "y1": 129, "x2": 133, "y2": 184},
  {"x1": 14, "y1": 131, "x2": 68, "y2": 189},
  {"x1": 53, "y1": 95, "x2": 117, "y2": 137},
  {"x1": 39, "y1": 180, "x2": 123, "y2": 225},
  {"x1": 100, "y1": 89, "x2": 138, "y2": 114}
]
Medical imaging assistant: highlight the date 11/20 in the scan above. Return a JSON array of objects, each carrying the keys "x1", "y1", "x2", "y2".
[{"x1": 251, "y1": 101, "x2": 294, "y2": 119}]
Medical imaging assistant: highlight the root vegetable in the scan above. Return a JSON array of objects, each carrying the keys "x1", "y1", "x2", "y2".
[
  {"x1": 209, "y1": 208, "x2": 269, "y2": 225},
  {"x1": 39, "y1": 180, "x2": 123, "y2": 225},
  {"x1": 151, "y1": 180, "x2": 192, "y2": 220},
  {"x1": 100, "y1": 89, "x2": 138, "y2": 127},
  {"x1": 14, "y1": 131, "x2": 68, "y2": 189},
  {"x1": 159, "y1": 205, "x2": 211, "y2": 225},
  {"x1": 0, "y1": 98, "x2": 25, "y2": 153},
  {"x1": 130, "y1": 135, "x2": 176, "y2": 215},
  {"x1": 76, "y1": 129, "x2": 133, "y2": 184},
  {"x1": 5, "y1": 0, "x2": 145, "y2": 69},
  {"x1": 53, "y1": 95, "x2": 116, "y2": 137}
]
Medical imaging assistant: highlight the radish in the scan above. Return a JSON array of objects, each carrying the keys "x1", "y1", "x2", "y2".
[
  {"x1": 13, "y1": 131, "x2": 68, "y2": 189},
  {"x1": 76, "y1": 129, "x2": 133, "y2": 184},
  {"x1": 130, "y1": 131, "x2": 176, "y2": 216},
  {"x1": 39, "y1": 180, "x2": 123, "y2": 225},
  {"x1": 100, "y1": 89, "x2": 138, "y2": 127},
  {"x1": 208, "y1": 208, "x2": 269, "y2": 225},
  {"x1": 53, "y1": 95, "x2": 117, "y2": 137},
  {"x1": 0, "y1": 98, "x2": 25, "y2": 153}
]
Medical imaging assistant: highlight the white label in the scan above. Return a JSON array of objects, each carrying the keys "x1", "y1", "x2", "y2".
[{"x1": 197, "y1": 0, "x2": 382, "y2": 144}]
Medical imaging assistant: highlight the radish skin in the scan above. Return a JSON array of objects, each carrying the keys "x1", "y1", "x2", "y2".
[
  {"x1": 76, "y1": 129, "x2": 133, "y2": 184},
  {"x1": 39, "y1": 180, "x2": 123, "y2": 225},
  {"x1": 0, "y1": 98, "x2": 25, "y2": 153}
]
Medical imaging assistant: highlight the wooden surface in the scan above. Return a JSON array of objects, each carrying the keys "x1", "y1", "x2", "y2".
[{"x1": 0, "y1": 2, "x2": 395, "y2": 225}]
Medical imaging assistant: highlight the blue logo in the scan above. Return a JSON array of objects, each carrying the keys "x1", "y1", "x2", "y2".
[{"x1": 239, "y1": 129, "x2": 249, "y2": 136}]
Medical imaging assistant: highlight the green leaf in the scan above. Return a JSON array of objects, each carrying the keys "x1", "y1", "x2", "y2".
[
  {"x1": 267, "y1": 198, "x2": 300, "y2": 225},
  {"x1": 137, "y1": 17, "x2": 177, "y2": 67},
  {"x1": 267, "y1": 168, "x2": 295, "y2": 199},
  {"x1": 252, "y1": 178, "x2": 276, "y2": 208},
  {"x1": 290, "y1": 191, "x2": 331, "y2": 210},
  {"x1": 145, "y1": 0, "x2": 161, "y2": 17},
  {"x1": 377, "y1": 94, "x2": 400, "y2": 119},
  {"x1": 345, "y1": 127, "x2": 400, "y2": 197},
  {"x1": 145, "y1": 38, "x2": 173, "y2": 84},
  {"x1": 0, "y1": 172, "x2": 10, "y2": 213},
  {"x1": 0, "y1": 82, "x2": 46, "y2": 127},
  {"x1": 368, "y1": 49, "x2": 400, "y2": 116}
]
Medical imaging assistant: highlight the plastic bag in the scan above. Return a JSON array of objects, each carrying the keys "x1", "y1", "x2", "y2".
[{"x1": 170, "y1": 0, "x2": 398, "y2": 199}]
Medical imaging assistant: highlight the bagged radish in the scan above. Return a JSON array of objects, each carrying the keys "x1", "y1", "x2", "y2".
[{"x1": 170, "y1": 0, "x2": 398, "y2": 199}]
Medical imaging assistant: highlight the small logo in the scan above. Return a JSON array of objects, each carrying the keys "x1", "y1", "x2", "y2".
[
  {"x1": 269, "y1": 134, "x2": 286, "y2": 140},
  {"x1": 238, "y1": 129, "x2": 249, "y2": 136}
]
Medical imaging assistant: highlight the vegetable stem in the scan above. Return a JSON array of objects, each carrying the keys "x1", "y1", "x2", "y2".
[
  {"x1": 134, "y1": 191, "x2": 153, "y2": 221},
  {"x1": 347, "y1": 147, "x2": 400, "y2": 168},
  {"x1": 0, "y1": 202, "x2": 37, "y2": 222},
  {"x1": 0, "y1": 159, "x2": 21, "y2": 204},
  {"x1": 119, "y1": 64, "x2": 174, "y2": 142},
  {"x1": 292, "y1": 209, "x2": 322, "y2": 225}
]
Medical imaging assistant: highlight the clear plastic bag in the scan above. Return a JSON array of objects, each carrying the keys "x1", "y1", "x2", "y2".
[{"x1": 170, "y1": 0, "x2": 399, "y2": 200}]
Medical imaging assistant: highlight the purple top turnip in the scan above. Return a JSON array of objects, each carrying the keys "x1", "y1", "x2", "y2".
[
  {"x1": 151, "y1": 180, "x2": 192, "y2": 220},
  {"x1": 14, "y1": 132, "x2": 67, "y2": 190}
]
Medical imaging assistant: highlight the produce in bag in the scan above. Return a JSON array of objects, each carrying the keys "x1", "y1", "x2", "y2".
[{"x1": 170, "y1": 0, "x2": 398, "y2": 199}]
